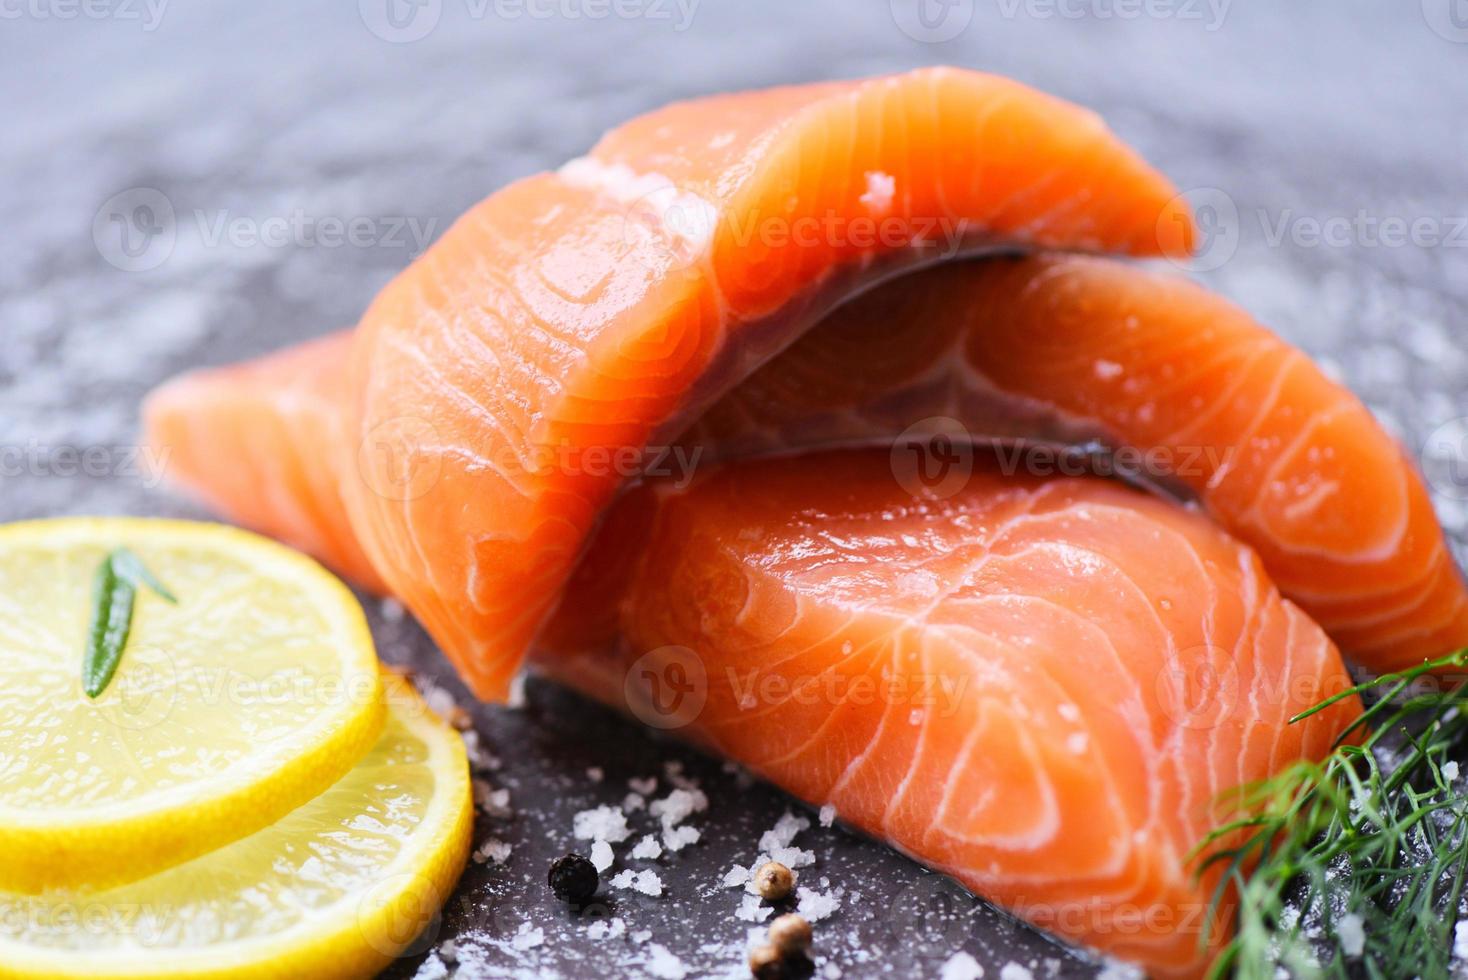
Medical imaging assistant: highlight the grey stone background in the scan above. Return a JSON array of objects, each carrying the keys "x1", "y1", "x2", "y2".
[{"x1": 1, "y1": 1, "x2": 1465, "y2": 977}]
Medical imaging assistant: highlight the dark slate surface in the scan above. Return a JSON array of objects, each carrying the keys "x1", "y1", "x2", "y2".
[{"x1": 2, "y1": 2, "x2": 1466, "y2": 977}]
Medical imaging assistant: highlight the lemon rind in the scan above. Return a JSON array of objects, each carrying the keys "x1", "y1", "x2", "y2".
[
  {"x1": 0, "y1": 518, "x2": 387, "y2": 894},
  {"x1": 0, "y1": 675, "x2": 473, "y2": 980}
]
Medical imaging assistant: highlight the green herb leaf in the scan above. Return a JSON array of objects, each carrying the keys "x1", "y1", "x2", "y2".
[
  {"x1": 1198, "y1": 649, "x2": 1468, "y2": 979},
  {"x1": 110, "y1": 546, "x2": 178, "y2": 604},
  {"x1": 81, "y1": 549, "x2": 176, "y2": 699}
]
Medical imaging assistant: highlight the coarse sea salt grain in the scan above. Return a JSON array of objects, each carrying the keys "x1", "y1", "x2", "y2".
[
  {"x1": 1095, "y1": 959, "x2": 1143, "y2": 980},
  {"x1": 1444, "y1": 760, "x2": 1460, "y2": 782},
  {"x1": 722, "y1": 864, "x2": 752, "y2": 888},
  {"x1": 590, "y1": 840, "x2": 615, "y2": 872},
  {"x1": 460, "y1": 730, "x2": 501, "y2": 771},
  {"x1": 412, "y1": 953, "x2": 449, "y2": 980},
  {"x1": 645, "y1": 943, "x2": 687, "y2": 979},
  {"x1": 662, "y1": 824, "x2": 700, "y2": 852},
  {"x1": 940, "y1": 951, "x2": 984, "y2": 980},
  {"x1": 759, "y1": 811, "x2": 810, "y2": 851},
  {"x1": 574, "y1": 805, "x2": 633, "y2": 843},
  {"x1": 650, "y1": 787, "x2": 709, "y2": 828},
  {"x1": 858, "y1": 170, "x2": 895, "y2": 213},
  {"x1": 1454, "y1": 920, "x2": 1468, "y2": 960},
  {"x1": 506, "y1": 673, "x2": 527, "y2": 708},
  {"x1": 819, "y1": 804, "x2": 836, "y2": 827},
  {"x1": 796, "y1": 885, "x2": 841, "y2": 922},
  {"x1": 587, "y1": 916, "x2": 626, "y2": 940},
  {"x1": 586, "y1": 766, "x2": 604, "y2": 783},
  {"x1": 1098, "y1": 956, "x2": 1139, "y2": 979},
  {"x1": 770, "y1": 845, "x2": 816, "y2": 869},
  {"x1": 629, "y1": 776, "x2": 658, "y2": 795},
  {"x1": 510, "y1": 922, "x2": 544, "y2": 951},
  {"x1": 472, "y1": 782, "x2": 512, "y2": 818},
  {"x1": 736, "y1": 892, "x2": 773, "y2": 922},
  {"x1": 999, "y1": 963, "x2": 1034, "y2": 980},
  {"x1": 1338, "y1": 913, "x2": 1365, "y2": 958},
  {"x1": 417, "y1": 679, "x2": 460, "y2": 720},
  {"x1": 632, "y1": 834, "x2": 663, "y2": 860},
  {"x1": 623, "y1": 792, "x2": 647, "y2": 813},
  {"x1": 471, "y1": 838, "x2": 512, "y2": 865},
  {"x1": 610, "y1": 868, "x2": 664, "y2": 896},
  {"x1": 663, "y1": 759, "x2": 697, "y2": 789}
]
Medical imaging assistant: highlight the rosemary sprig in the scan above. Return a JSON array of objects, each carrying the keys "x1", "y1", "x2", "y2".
[
  {"x1": 1198, "y1": 649, "x2": 1468, "y2": 979},
  {"x1": 81, "y1": 547, "x2": 177, "y2": 698}
]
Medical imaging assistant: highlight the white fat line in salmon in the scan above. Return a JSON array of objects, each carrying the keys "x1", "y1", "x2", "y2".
[{"x1": 723, "y1": 667, "x2": 971, "y2": 717}]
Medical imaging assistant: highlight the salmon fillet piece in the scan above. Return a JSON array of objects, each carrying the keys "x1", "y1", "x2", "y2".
[
  {"x1": 334, "y1": 67, "x2": 1195, "y2": 697},
  {"x1": 146, "y1": 253, "x2": 1468, "y2": 676},
  {"x1": 135, "y1": 67, "x2": 1408, "y2": 977},
  {"x1": 143, "y1": 336, "x2": 1365, "y2": 973},
  {"x1": 536, "y1": 451, "x2": 1360, "y2": 978},
  {"x1": 145, "y1": 331, "x2": 386, "y2": 593},
  {"x1": 683, "y1": 255, "x2": 1468, "y2": 673}
]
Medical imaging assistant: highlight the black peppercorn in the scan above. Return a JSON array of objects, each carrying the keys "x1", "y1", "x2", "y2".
[{"x1": 547, "y1": 852, "x2": 599, "y2": 904}]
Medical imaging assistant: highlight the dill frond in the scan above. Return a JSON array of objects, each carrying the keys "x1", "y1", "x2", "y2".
[{"x1": 1200, "y1": 650, "x2": 1468, "y2": 979}]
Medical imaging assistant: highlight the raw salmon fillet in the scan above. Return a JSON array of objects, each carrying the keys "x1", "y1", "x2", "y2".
[
  {"x1": 146, "y1": 331, "x2": 387, "y2": 593},
  {"x1": 537, "y1": 451, "x2": 1361, "y2": 977},
  {"x1": 139, "y1": 69, "x2": 1390, "y2": 974},
  {"x1": 144, "y1": 337, "x2": 1364, "y2": 973},
  {"x1": 333, "y1": 67, "x2": 1195, "y2": 698},
  {"x1": 683, "y1": 255, "x2": 1468, "y2": 673}
]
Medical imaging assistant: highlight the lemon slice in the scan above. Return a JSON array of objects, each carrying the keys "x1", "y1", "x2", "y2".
[
  {"x1": 0, "y1": 673, "x2": 473, "y2": 979},
  {"x1": 0, "y1": 518, "x2": 385, "y2": 892}
]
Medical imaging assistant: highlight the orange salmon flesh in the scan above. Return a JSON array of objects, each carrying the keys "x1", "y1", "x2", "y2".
[{"x1": 136, "y1": 67, "x2": 1468, "y2": 975}]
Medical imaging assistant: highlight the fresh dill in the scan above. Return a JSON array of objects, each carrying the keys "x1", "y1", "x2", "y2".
[{"x1": 1199, "y1": 649, "x2": 1468, "y2": 979}]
